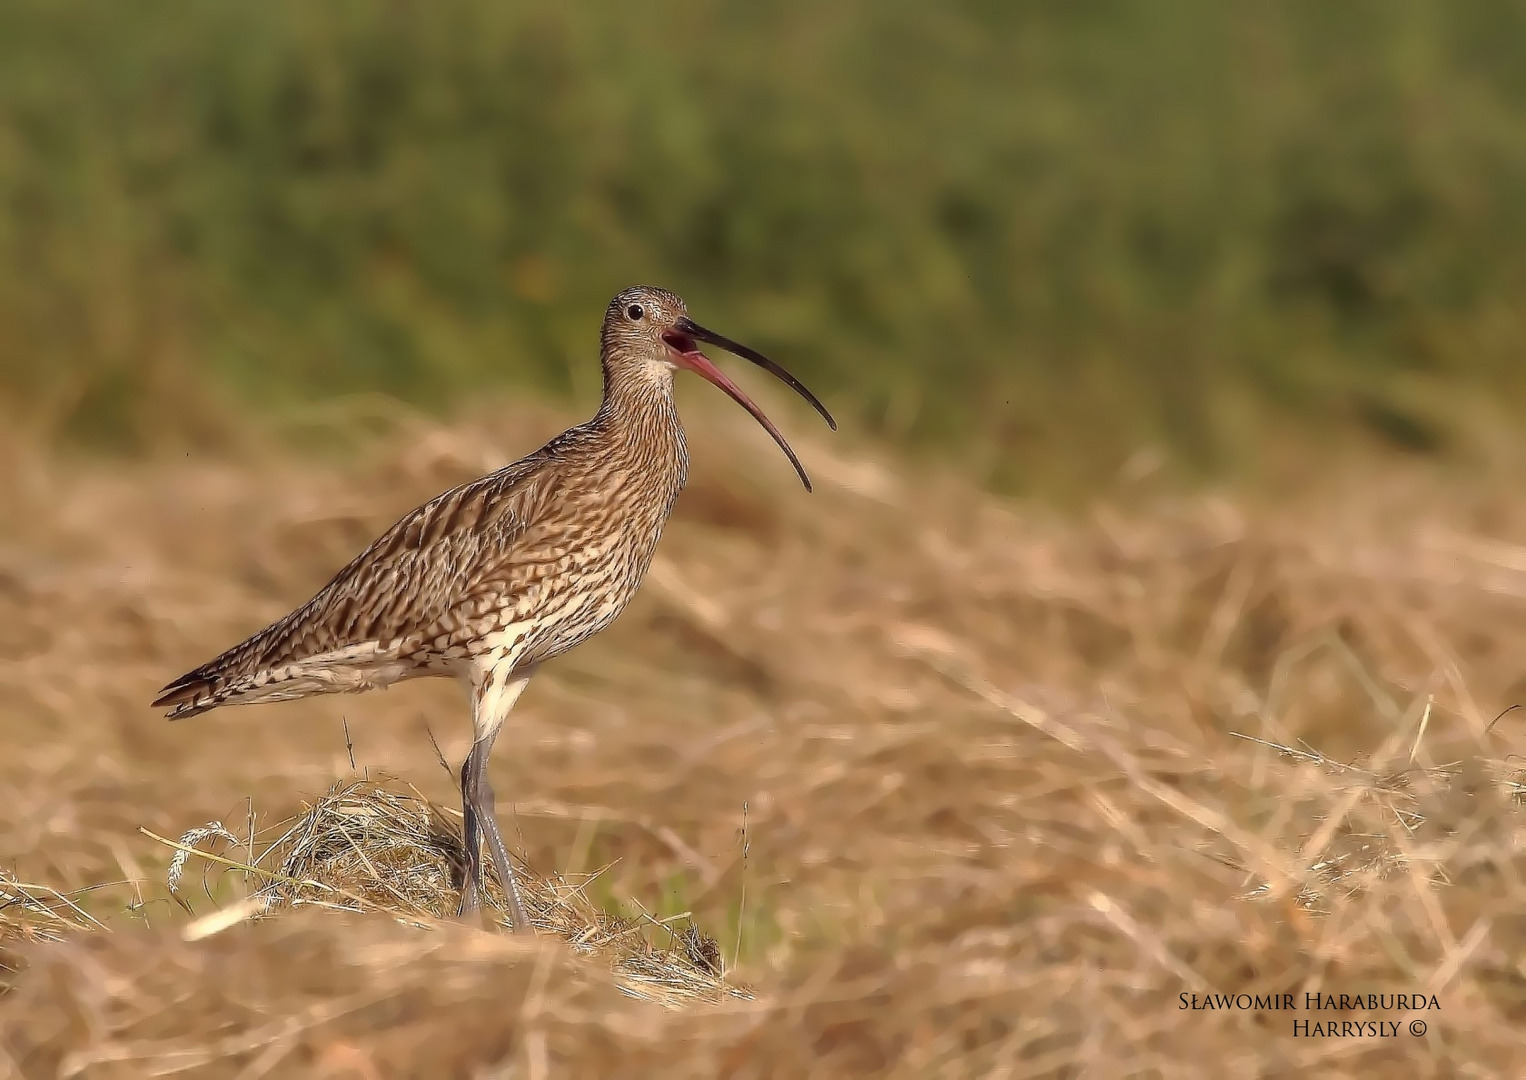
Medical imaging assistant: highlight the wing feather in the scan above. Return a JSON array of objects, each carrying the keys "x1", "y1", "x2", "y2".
[{"x1": 153, "y1": 450, "x2": 567, "y2": 717}]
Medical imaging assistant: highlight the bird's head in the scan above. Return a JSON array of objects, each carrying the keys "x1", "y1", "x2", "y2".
[{"x1": 600, "y1": 285, "x2": 836, "y2": 490}]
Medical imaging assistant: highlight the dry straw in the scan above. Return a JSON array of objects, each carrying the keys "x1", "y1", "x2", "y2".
[{"x1": 144, "y1": 775, "x2": 744, "y2": 1008}]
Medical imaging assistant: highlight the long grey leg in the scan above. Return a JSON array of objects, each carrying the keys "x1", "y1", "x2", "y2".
[
  {"x1": 456, "y1": 667, "x2": 533, "y2": 932},
  {"x1": 470, "y1": 735, "x2": 532, "y2": 934},
  {"x1": 457, "y1": 753, "x2": 485, "y2": 917}
]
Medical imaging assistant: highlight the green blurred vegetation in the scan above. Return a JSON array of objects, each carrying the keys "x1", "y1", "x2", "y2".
[{"x1": 2, "y1": 0, "x2": 1525, "y2": 486}]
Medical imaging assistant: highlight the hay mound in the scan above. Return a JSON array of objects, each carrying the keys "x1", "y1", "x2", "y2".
[
  {"x1": 1, "y1": 875, "x2": 104, "y2": 994},
  {"x1": 1, "y1": 877, "x2": 100, "y2": 946},
  {"x1": 160, "y1": 776, "x2": 745, "y2": 1008}
]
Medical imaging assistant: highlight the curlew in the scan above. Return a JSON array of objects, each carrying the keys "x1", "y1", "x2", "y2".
[{"x1": 152, "y1": 286, "x2": 834, "y2": 932}]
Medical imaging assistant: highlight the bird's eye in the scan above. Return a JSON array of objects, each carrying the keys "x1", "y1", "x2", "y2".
[{"x1": 626, "y1": 304, "x2": 644, "y2": 320}]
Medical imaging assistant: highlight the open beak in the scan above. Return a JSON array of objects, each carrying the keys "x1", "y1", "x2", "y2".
[{"x1": 664, "y1": 316, "x2": 836, "y2": 491}]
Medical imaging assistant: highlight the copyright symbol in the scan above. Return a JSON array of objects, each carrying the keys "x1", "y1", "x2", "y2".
[{"x1": 1410, "y1": 1020, "x2": 1426, "y2": 1037}]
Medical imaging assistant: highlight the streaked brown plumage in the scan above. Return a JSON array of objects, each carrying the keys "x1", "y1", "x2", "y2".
[{"x1": 153, "y1": 285, "x2": 835, "y2": 931}]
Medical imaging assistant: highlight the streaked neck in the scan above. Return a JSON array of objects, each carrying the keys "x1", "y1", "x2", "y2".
[{"x1": 593, "y1": 352, "x2": 687, "y2": 474}]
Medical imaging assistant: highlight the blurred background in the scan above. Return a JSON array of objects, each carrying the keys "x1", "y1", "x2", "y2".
[{"x1": 4, "y1": 0, "x2": 1524, "y2": 491}]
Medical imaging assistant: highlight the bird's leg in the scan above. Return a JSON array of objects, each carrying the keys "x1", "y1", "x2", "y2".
[
  {"x1": 457, "y1": 753, "x2": 484, "y2": 918},
  {"x1": 472, "y1": 753, "x2": 532, "y2": 934},
  {"x1": 456, "y1": 668, "x2": 533, "y2": 932}
]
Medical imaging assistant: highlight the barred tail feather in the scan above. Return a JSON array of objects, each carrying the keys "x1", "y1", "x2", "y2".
[
  {"x1": 153, "y1": 640, "x2": 408, "y2": 720},
  {"x1": 152, "y1": 673, "x2": 224, "y2": 720}
]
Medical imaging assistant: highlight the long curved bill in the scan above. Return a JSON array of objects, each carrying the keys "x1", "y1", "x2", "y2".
[{"x1": 666, "y1": 316, "x2": 837, "y2": 492}]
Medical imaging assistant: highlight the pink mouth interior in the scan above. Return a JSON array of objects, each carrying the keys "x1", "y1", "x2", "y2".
[{"x1": 662, "y1": 331, "x2": 698, "y2": 358}]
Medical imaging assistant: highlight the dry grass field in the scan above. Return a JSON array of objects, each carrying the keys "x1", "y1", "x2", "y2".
[{"x1": 2, "y1": 399, "x2": 1525, "y2": 1077}]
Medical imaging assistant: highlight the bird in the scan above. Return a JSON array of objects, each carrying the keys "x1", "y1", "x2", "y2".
[{"x1": 152, "y1": 286, "x2": 835, "y2": 933}]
